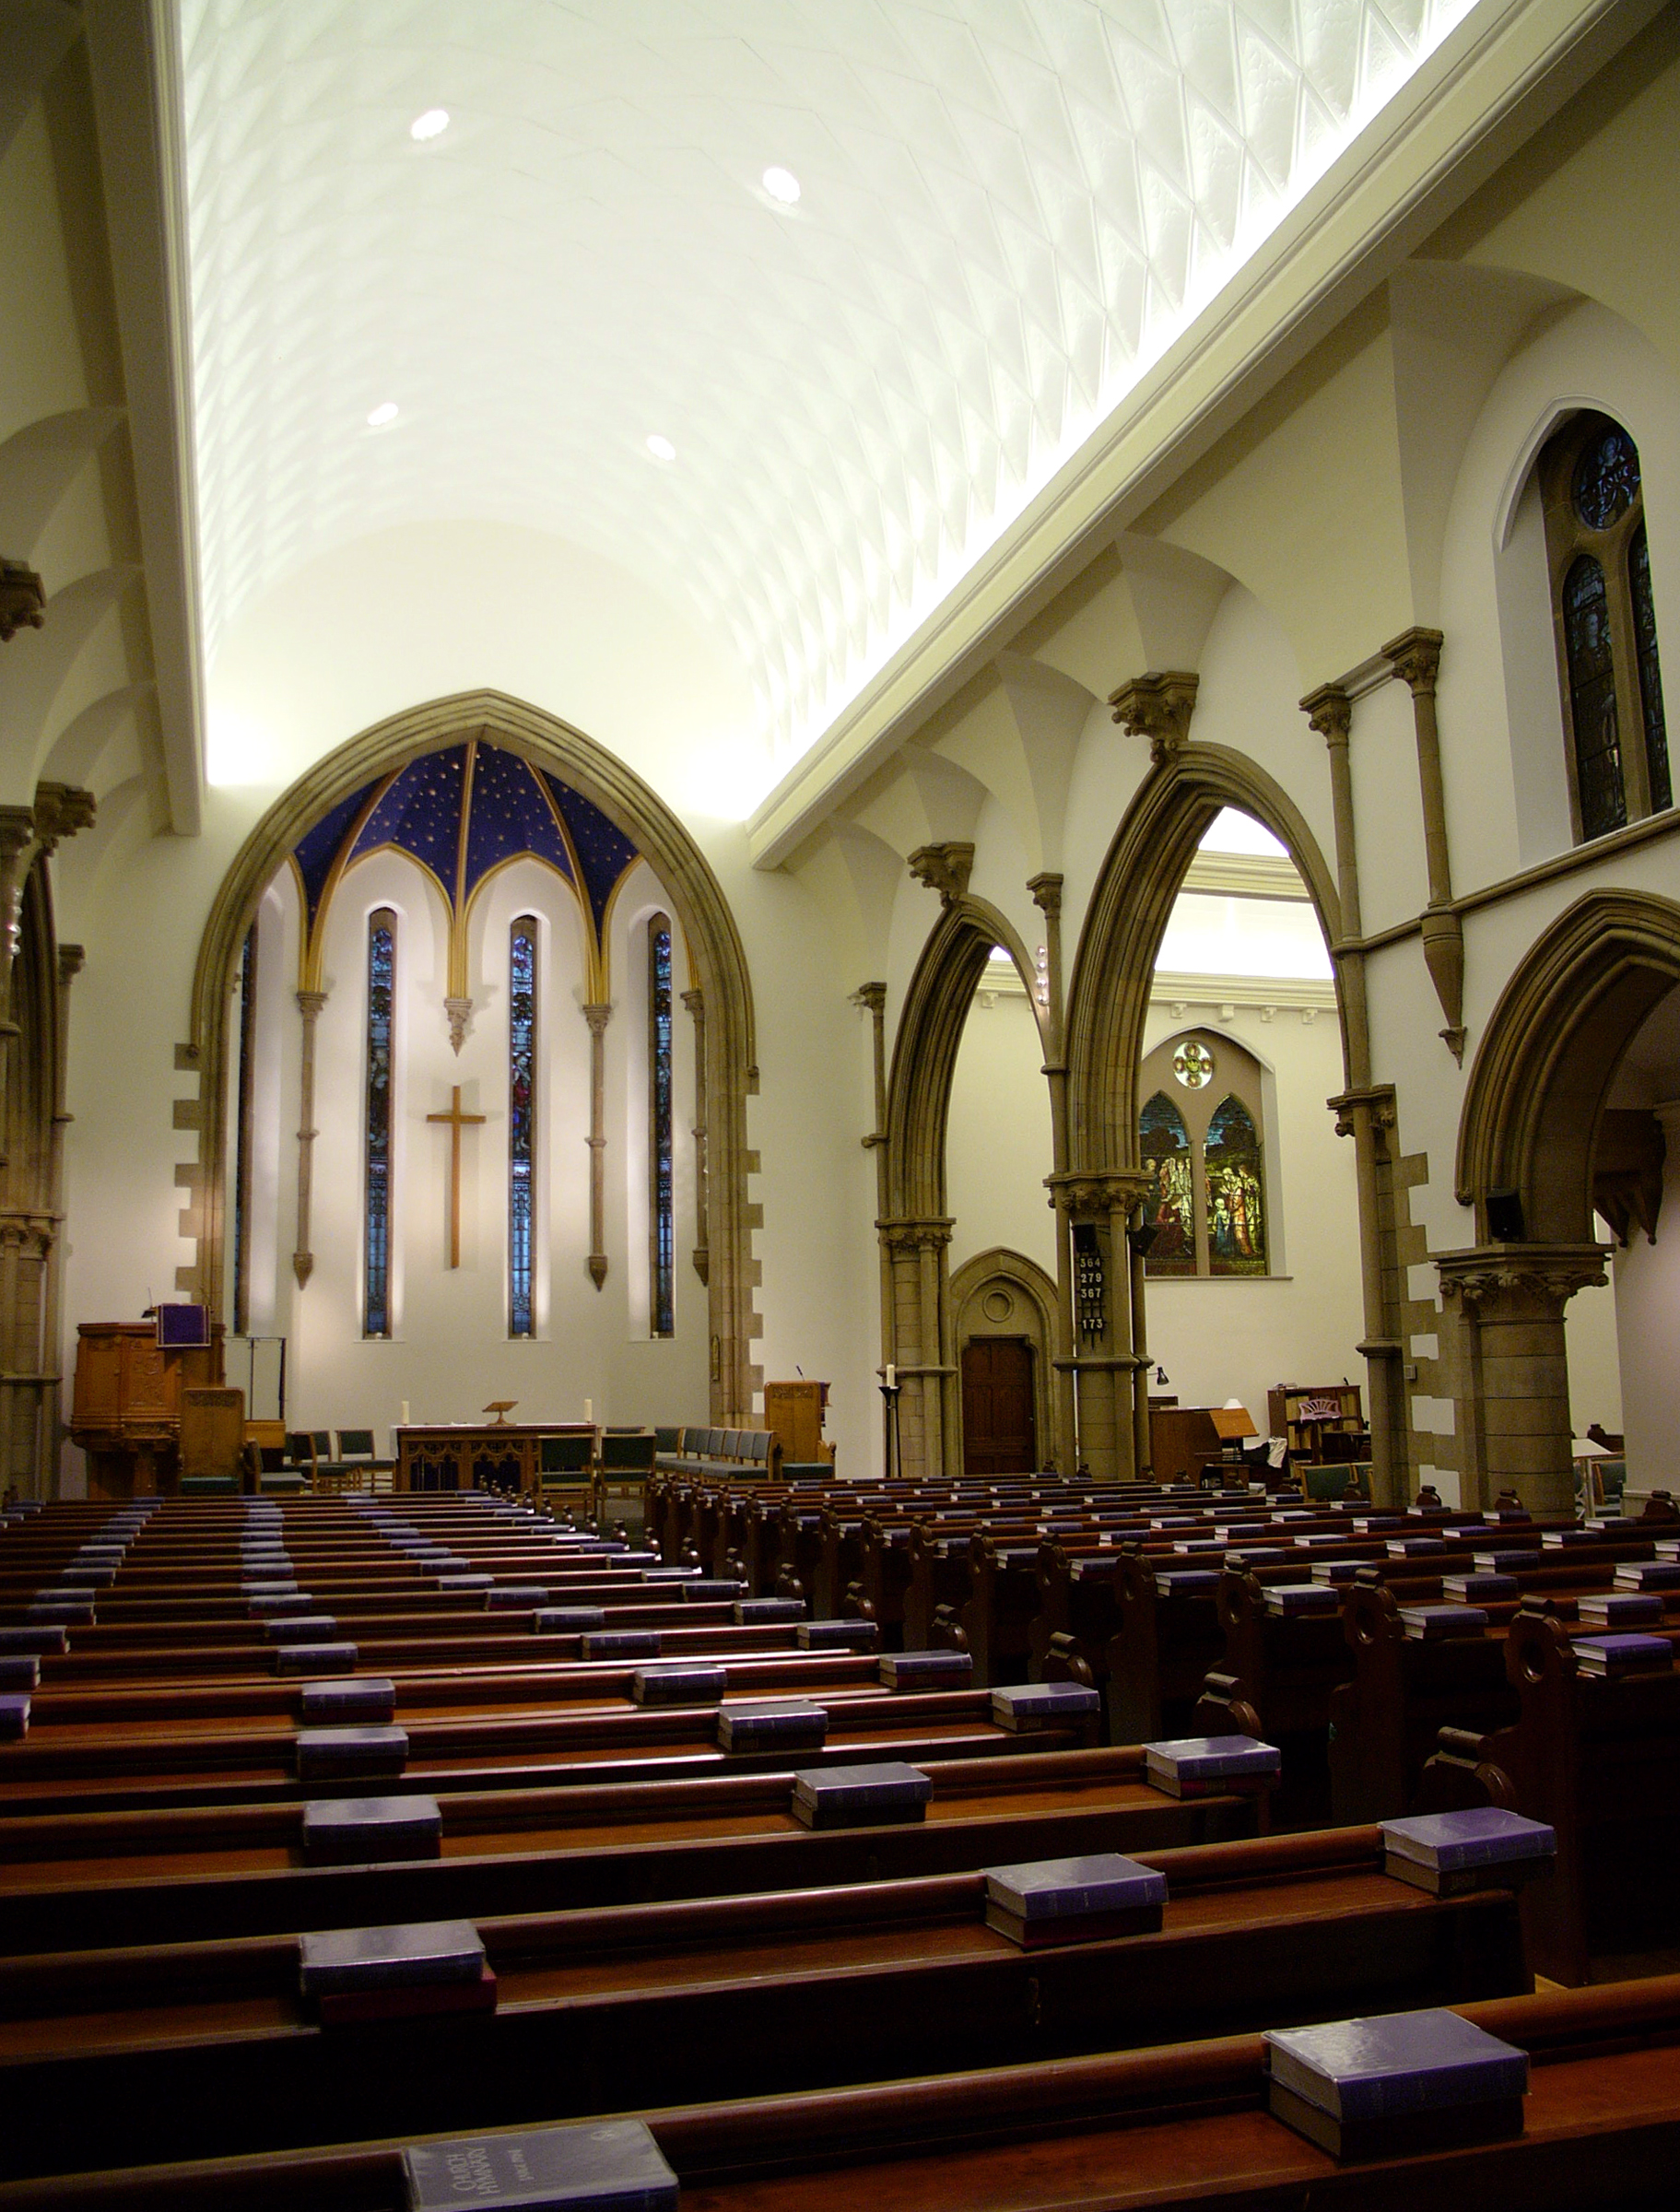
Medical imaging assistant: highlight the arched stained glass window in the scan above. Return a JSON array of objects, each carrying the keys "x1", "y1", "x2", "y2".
[
  {"x1": 649, "y1": 914, "x2": 675, "y2": 1339},
  {"x1": 1205, "y1": 1096, "x2": 1267, "y2": 1277},
  {"x1": 364, "y1": 908, "x2": 396, "y2": 1338},
  {"x1": 1139, "y1": 1091, "x2": 1194, "y2": 1277},
  {"x1": 1631, "y1": 524, "x2": 1671, "y2": 814},
  {"x1": 508, "y1": 916, "x2": 537, "y2": 1338},
  {"x1": 231, "y1": 920, "x2": 256, "y2": 1335},
  {"x1": 1563, "y1": 554, "x2": 1626, "y2": 840},
  {"x1": 1540, "y1": 410, "x2": 1669, "y2": 840}
]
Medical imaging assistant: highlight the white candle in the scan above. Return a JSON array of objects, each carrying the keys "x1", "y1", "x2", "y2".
[
  {"x1": 584, "y1": 1397, "x2": 593, "y2": 1424},
  {"x1": 400, "y1": 1400, "x2": 410, "y2": 1426},
  {"x1": 886, "y1": 1364, "x2": 896, "y2": 1390}
]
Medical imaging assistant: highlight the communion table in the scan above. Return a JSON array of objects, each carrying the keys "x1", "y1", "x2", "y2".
[{"x1": 394, "y1": 1421, "x2": 593, "y2": 1493}]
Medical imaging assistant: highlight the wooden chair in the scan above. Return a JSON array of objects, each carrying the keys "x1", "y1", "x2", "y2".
[
  {"x1": 535, "y1": 1430, "x2": 594, "y2": 1517},
  {"x1": 330, "y1": 1427, "x2": 395, "y2": 1492},
  {"x1": 593, "y1": 1430, "x2": 656, "y2": 1523}
]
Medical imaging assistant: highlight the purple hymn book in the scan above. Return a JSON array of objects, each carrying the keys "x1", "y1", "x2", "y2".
[
  {"x1": 402, "y1": 2120, "x2": 679, "y2": 2212},
  {"x1": 629, "y1": 1664, "x2": 727, "y2": 1707},
  {"x1": 990, "y1": 1683, "x2": 1099, "y2": 1732},
  {"x1": 1380, "y1": 1806, "x2": 1556, "y2": 1894},
  {"x1": 582, "y1": 1630, "x2": 660, "y2": 1659},
  {"x1": 1143, "y1": 1735, "x2": 1281, "y2": 1797},
  {"x1": 716, "y1": 1701, "x2": 827, "y2": 1752},
  {"x1": 1578, "y1": 1592, "x2": 1663, "y2": 1627},
  {"x1": 796, "y1": 1620, "x2": 878, "y2": 1650},
  {"x1": 981, "y1": 1852, "x2": 1167, "y2": 1948},
  {"x1": 1616, "y1": 1561, "x2": 1680, "y2": 1590},
  {"x1": 791, "y1": 1761, "x2": 931, "y2": 1830},
  {"x1": 1263, "y1": 2006, "x2": 1527, "y2": 2159},
  {"x1": 1572, "y1": 1632, "x2": 1674, "y2": 1675},
  {"x1": 1443, "y1": 1573, "x2": 1517, "y2": 1603},
  {"x1": 734, "y1": 1597, "x2": 805, "y2": 1622},
  {"x1": 879, "y1": 1651, "x2": 972, "y2": 1689},
  {"x1": 1399, "y1": 1605, "x2": 1488, "y2": 1641},
  {"x1": 1263, "y1": 1583, "x2": 1339, "y2": 1617}
]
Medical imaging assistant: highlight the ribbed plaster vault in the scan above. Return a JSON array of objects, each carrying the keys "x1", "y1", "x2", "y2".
[{"x1": 181, "y1": 0, "x2": 1474, "y2": 776}]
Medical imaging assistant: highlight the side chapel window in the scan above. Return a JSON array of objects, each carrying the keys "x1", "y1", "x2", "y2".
[
  {"x1": 1539, "y1": 411, "x2": 1670, "y2": 841},
  {"x1": 363, "y1": 908, "x2": 396, "y2": 1337},
  {"x1": 1138, "y1": 1030, "x2": 1268, "y2": 1277},
  {"x1": 648, "y1": 913, "x2": 675, "y2": 1339},
  {"x1": 508, "y1": 915, "x2": 537, "y2": 1338}
]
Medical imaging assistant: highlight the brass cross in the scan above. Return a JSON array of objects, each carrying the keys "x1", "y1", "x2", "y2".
[{"x1": 426, "y1": 1084, "x2": 488, "y2": 1269}]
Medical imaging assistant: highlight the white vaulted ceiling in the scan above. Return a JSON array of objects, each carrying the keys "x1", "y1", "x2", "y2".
[{"x1": 181, "y1": 0, "x2": 1474, "y2": 783}]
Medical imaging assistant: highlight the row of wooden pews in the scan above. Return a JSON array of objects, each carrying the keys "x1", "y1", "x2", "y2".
[{"x1": 2, "y1": 1485, "x2": 1677, "y2": 2204}]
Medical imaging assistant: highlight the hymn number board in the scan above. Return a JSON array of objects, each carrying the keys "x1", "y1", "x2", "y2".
[{"x1": 1073, "y1": 1223, "x2": 1106, "y2": 1339}]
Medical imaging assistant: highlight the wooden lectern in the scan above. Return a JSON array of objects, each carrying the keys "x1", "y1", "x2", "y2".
[
  {"x1": 70, "y1": 1323, "x2": 226, "y2": 1499},
  {"x1": 764, "y1": 1380, "x2": 831, "y2": 1467}
]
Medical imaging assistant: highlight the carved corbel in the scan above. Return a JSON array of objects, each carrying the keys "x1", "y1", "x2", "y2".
[
  {"x1": 876, "y1": 1216, "x2": 954, "y2": 1254},
  {"x1": 0, "y1": 561, "x2": 45, "y2": 644},
  {"x1": 906, "y1": 842, "x2": 974, "y2": 908},
  {"x1": 31, "y1": 784, "x2": 96, "y2": 855},
  {"x1": 1108, "y1": 671, "x2": 1199, "y2": 766},
  {"x1": 444, "y1": 996, "x2": 473, "y2": 1055}
]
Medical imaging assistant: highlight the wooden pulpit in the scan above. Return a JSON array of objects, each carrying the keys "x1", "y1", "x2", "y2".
[
  {"x1": 70, "y1": 1322, "x2": 226, "y2": 1499},
  {"x1": 764, "y1": 1380, "x2": 832, "y2": 1466}
]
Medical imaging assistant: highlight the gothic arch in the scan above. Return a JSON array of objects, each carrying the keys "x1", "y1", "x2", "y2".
[
  {"x1": 1064, "y1": 742, "x2": 1345, "y2": 1173},
  {"x1": 182, "y1": 689, "x2": 760, "y2": 1422},
  {"x1": 948, "y1": 1245, "x2": 1060, "y2": 1475},
  {"x1": 879, "y1": 893, "x2": 1047, "y2": 1478},
  {"x1": 1457, "y1": 888, "x2": 1680, "y2": 1244}
]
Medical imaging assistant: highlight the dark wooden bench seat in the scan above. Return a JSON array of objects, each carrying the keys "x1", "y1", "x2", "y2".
[
  {"x1": 0, "y1": 1825, "x2": 1528, "y2": 2181},
  {"x1": 4, "y1": 1972, "x2": 1678, "y2": 2211},
  {"x1": 0, "y1": 1746, "x2": 1262, "y2": 1950}
]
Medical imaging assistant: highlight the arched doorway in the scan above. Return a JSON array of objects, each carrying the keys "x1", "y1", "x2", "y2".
[{"x1": 949, "y1": 1248, "x2": 1059, "y2": 1477}]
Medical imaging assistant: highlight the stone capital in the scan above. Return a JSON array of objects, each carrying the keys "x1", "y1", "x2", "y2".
[
  {"x1": 57, "y1": 943, "x2": 85, "y2": 986},
  {"x1": 851, "y1": 980, "x2": 887, "y2": 1016},
  {"x1": 295, "y1": 989, "x2": 329, "y2": 1020},
  {"x1": 680, "y1": 985, "x2": 704, "y2": 1018},
  {"x1": 582, "y1": 1000, "x2": 613, "y2": 1036},
  {"x1": 1047, "y1": 1168, "x2": 1153, "y2": 1217},
  {"x1": 1382, "y1": 625, "x2": 1443, "y2": 697},
  {"x1": 1435, "y1": 1241, "x2": 1609, "y2": 1314},
  {"x1": 876, "y1": 1215, "x2": 954, "y2": 1253},
  {"x1": 1329, "y1": 1083, "x2": 1397, "y2": 1142},
  {"x1": 0, "y1": 560, "x2": 45, "y2": 645},
  {"x1": 1027, "y1": 871, "x2": 1063, "y2": 919},
  {"x1": 1299, "y1": 682, "x2": 1352, "y2": 747},
  {"x1": 906, "y1": 841, "x2": 974, "y2": 907},
  {"x1": 31, "y1": 782, "x2": 95, "y2": 855},
  {"x1": 1108, "y1": 670, "x2": 1199, "y2": 765}
]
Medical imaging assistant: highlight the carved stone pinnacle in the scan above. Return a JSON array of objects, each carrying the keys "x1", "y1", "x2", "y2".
[{"x1": 0, "y1": 561, "x2": 45, "y2": 645}]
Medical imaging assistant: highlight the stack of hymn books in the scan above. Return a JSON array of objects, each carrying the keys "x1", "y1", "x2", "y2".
[
  {"x1": 1577, "y1": 1591, "x2": 1664, "y2": 1628},
  {"x1": 1572, "y1": 1632, "x2": 1674, "y2": 1676},
  {"x1": 1263, "y1": 2007, "x2": 1528, "y2": 2159},
  {"x1": 1615, "y1": 1560, "x2": 1680, "y2": 1591},
  {"x1": 791, "y1": 1761, "x2": 931, "y2": 1829},
  {"x1": 1398, "y1": 1604, "x2": 1488, "y2": 1641},
  {"x1": 981, "y1": 1852, "x2": 1167, "y2": 1948},
  {"x1": 1262, "y1": 1583, "x2": 1340, "y2": 1617},
  {"x1": 1379, "y1": 1806, "x2": 1556, "y2": 1896},
  {"x1": 1142, "y1": 1735, "x2": 1281, "y2": 1798},
  {"x1": 1442, "y1": 1571, "x2": 1517, "y2": 1603},
  {"x1": 715, "y1": 1700, "x2": 826, "y2": 1753},
  {"x1": 403, "y1": 2119, "x2": 679, "y2": 2211}
]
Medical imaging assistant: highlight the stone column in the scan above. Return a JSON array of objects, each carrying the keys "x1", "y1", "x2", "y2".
[
  {"x1": 1028, "y1": 875, "x2": 1076, "y2": 1477},
  {"x1": 1302, "y1": 680, "x2": 1406, "y2": 1505},
  {"x1": 1383, "y1": 627, "x2": 1465, "y2": 1062},
  {"x1": 39, "y1": 944, "x2": 82, "y2": 1499},
  {"x1": 1437, "y1": 1245, "x2": 1608, "y2": 1515},
  {"x1": 852, "y1": 982, "x2": 892, "y2": 1410},
  {"x1": 681, "y1": 986, "x2": 709, "y2": 1285},
  {"x1": 1050, "y1": 1171, "x2": 1150, "y2": 1477},
  {"x1": 583, "y1": 1002, "x2": 612, "y2": 1289},
  {"x1": 877, "y1": 1218, "x2": 953, "y2": 1480},
  {"x1": 291, "y1": 989, "x2": 327, "y2": 1288}
]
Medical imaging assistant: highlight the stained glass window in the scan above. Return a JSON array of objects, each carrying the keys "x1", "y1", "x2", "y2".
[
  {"x1": 1630, "y1": 524, "x2": 1671, "y2": 814},
  {"x1": 364, "y1": 909, "x2": 395, "y2": 1337},
  {"x1": 1563, "y1": 554, "x2": 1627, "y2": 841},
  {"x1": 231, "y1": 920, "x2": 256, "y2": 1335},
  {"x1": 1572, "y1": 423, "x2": 1639, "y2": 530},
  {"x1": 1140, "y1": 1091, "x2": 1195, "y2": 1277},
  {"x1": 649, "y1": 915, "x2": 675, "y2": 1339},
  {"x1": 508, "y1": 916, "x2": 537, "y2": 1337},
  {"x1": 1205, "y1": 1097, "x2": 1267, "y2": 1277}
]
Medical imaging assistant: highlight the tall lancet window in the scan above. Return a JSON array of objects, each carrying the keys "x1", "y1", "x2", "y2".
[
  {"x1": 648, "y1": 913, "x2": 675, "y2": 1338},
  {"x1": 508, "y1": 915, "x2": 538, "y2": 1337},
  {"x1": 364, "y1": 908, "x2": 396, "y2": 1338},
  {"x1": 231, "y1": 920, "x2": 257, "y2": 1335}
]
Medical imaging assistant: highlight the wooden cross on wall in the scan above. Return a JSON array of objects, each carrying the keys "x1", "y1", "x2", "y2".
[{"x1": 427, "y1": 1085, "x2": 487, "y2": 1269}]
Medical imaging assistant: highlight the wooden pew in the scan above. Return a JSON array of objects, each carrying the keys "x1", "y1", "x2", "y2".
[
  {"x1": 0, "y1": 1824, "x2": 1530, "y2": 2181},
  {"x1": 6, "y1": 1973, "x2": 1680, "y2": 2209}
]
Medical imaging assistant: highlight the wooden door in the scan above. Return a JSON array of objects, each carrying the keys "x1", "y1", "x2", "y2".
[{"x1": 961, "y1": 1337, "x2": 1036, "y2": 1477}]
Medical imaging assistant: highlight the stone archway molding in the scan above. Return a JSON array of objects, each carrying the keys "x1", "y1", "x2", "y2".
[
  {"x1": 1456, "y1": 887, "x2": 1680, "y2": 1244},
  {"x1": 182, "y1": 688, "x2": 760, "y2": 1424},
  {"x1": 880, "y1": 887, "x2": 1049, "y2": 1480}
]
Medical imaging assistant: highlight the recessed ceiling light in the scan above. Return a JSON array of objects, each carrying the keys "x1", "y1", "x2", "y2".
[
  {"x1": 367, "y1": 402, "x2": 399, "y2": 428},
  {"x1": 411, "y1": 108, "x2": 450, "y2": 142},
  {"x1": 646, "y1": 434, "x2": 676, "y2": 463},
  {"x1": 762, "y1": 165, "x2": 800, "y2": 205}
]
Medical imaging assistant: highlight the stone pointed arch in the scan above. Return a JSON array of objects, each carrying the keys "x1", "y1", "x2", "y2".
[
  {"x1": 880, "y1": 894, "x2": 1049, "y2": 1479},
  {"x1": 948, "y1": 1245, "x2": 1061, "y2": 1477},
  {"x1": 1456, "y1": 887, "x2": 1680, "y2": 1243},
  {"x1": 1065, "y1": 743, "x2": 1344, "y2": 1174},
  {"x1": 182, "y1": 688, "x2": 759, "y2": 1423}
]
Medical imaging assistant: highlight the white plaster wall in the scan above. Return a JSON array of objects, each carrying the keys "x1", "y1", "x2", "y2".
[{"x1": 946, "y1": 990, "x2": 1057, "y2": 1284}]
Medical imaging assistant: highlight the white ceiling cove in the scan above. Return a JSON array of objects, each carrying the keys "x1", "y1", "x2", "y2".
[{"x1": 180, "y1": 0, "x2": 1474, "y2": 773}]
